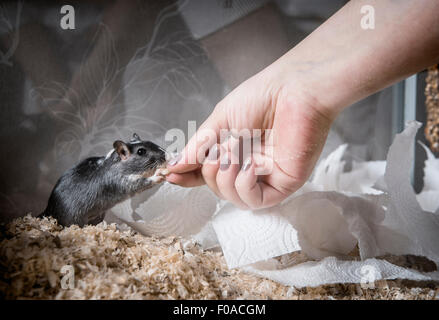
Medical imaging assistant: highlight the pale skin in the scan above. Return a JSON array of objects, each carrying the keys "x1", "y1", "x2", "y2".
[{"x1": 166, "y1": 0, "x2": 439, "y2": 210}]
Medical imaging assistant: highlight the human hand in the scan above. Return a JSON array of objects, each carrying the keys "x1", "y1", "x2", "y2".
[
  {"x1": 166, "y1": 0, "x2": 439, "y2": 209},
  {"x1": 166, "y1": 68, "x2": 336, "y2": 209}
]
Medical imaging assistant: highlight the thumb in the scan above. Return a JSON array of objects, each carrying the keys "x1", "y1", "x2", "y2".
[{"x1": 167, "y1": 104, "x2": 229, "y2": 174}]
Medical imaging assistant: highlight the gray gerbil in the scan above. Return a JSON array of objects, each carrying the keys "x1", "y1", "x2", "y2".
[{"x1": 42, "y1": 133, "x2": 167, "y2": 227}]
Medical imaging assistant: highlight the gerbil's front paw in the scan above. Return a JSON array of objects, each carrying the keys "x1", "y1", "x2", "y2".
[{"x1": 149, "y1": 168, "x2": 170, "y2": 184}]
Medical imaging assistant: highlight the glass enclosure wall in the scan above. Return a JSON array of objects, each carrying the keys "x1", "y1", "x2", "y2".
[{"x1": 0, "y1": 0, "x2": 429, "y2": 221}]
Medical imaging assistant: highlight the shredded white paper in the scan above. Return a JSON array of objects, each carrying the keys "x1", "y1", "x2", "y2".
[{"x1": 108, "y1": 121, "x2": 439, "y2": 287}]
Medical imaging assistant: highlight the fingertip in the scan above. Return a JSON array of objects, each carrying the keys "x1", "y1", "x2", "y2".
[
  {"x1": 167, "y1": 153, "x2": 182, "y2": 166},
  {"x1": 167, "y1": 151, "x2": 201, "y2": 174},
  {"x1": 167, "y1": 162, "x2": 200, "y2": 174},
  {"x1": 165, "y1": 171, "x2": 205, "y2": 188},
  {"x1": 165, "y1": 173, "x2": 185, "y2": 186}
]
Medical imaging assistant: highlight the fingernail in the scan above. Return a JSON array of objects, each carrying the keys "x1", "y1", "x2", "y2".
[
  {"x1": 242, "y1": 157, "x2": 252, "y2": 171},
  {"x1": 168, "y1": 153, "x2": 182, "y2": 166},
  {"x1": 207, "y1": 144, "x2": 219, "y2": 161},
  {"x1": 220, "y1": 154, "x2": 230, "y2": 171}
]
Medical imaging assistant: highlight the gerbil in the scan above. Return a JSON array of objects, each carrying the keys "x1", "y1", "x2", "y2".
[{"x1": 42, "y1": 133, "x2": 168, "y2": 227}]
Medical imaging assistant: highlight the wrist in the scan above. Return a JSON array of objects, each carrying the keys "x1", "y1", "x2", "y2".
[
  {"x1": 263, "y1": 57, "x2": 343, "y2": 125},
  {"x1": 270, "y1": 50, "x2": 357, "y2": 119}
]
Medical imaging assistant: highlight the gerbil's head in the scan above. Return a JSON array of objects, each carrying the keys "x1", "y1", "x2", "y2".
[{"x1": 113, "y1": 133, "x2": 166, "y2": 176}]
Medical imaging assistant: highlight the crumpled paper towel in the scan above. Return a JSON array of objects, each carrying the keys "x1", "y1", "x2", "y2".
[
  {"x1": 109, "y1": 182, "x2": 218, "y2": 238},
  {"x1": 108, "y1": 121, "x2": 439, "y2": 287},
  {"x1": 416, "y1": 142, "x2": 439, "y2": 213}
]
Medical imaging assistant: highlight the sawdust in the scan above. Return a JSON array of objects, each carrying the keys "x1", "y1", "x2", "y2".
[
  {"x1": 0, "y1": 215, "x2": 438, "y2": 300},
  {"x1": 425, "y1": 65, "x2": 439, "y2": 152}
]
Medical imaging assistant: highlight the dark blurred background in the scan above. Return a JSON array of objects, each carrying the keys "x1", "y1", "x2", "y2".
[{"x1": 0, "y1": 0, "x2": 431, "y2": 222}]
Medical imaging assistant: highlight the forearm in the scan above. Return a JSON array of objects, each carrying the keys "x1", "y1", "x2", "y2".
[{"x1": 270, "y1": 0, "x2": 439, "y2": 115}]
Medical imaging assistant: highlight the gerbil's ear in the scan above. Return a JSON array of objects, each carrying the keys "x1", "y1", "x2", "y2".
[
  {"x1": 131, "y1": 133, "x2": 141, "y2": 142},
  {"x1": 113, "y1": 140, "x2": 131, "y2": 161}
]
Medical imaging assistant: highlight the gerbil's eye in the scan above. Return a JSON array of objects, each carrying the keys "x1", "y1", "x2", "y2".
[{"x1": 137, "y1": 148, "x2": 147, "y2": 156}]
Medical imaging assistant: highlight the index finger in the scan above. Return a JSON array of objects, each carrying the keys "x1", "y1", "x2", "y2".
[{"x1": 167, "y1": 105, "x2": 229, "y2": 174}]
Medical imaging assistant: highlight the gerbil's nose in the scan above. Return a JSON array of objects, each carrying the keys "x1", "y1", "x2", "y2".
[
  {"x1": 145, "y1": 141, "x2": 167, "y2": 164},
  {"x1": 157, "y1": 149, "x2": 166, "y2": 163},
  {"x1": 152, "y1": 145, "x2": 166, "y2": 163}
]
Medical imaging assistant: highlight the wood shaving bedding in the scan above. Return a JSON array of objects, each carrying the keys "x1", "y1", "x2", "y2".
[
  {"x1": 0, "y1": 215, "x2": 438, "y2": 300},
  {"x1": 425, "y1": 65, "x2": 439, "y2": 152}
]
